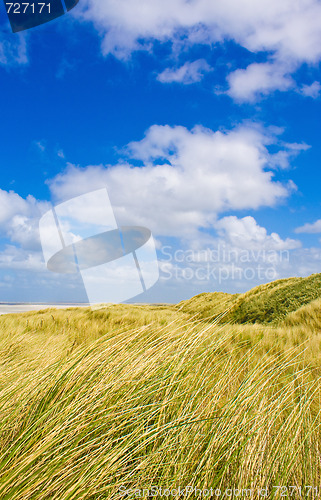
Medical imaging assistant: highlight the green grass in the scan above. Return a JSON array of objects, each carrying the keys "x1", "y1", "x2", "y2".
[
  {"x1": 178, "y1": 273, "x2": 321, "y2": 325},
  {"x1": 0, "y1": 275, "x2": 321, "y2": 498}
]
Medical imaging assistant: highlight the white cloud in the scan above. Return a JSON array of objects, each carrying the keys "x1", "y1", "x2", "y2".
[
  {"x1": 0, "y1": 190, "x2": 86, "y2": 301},
  {"x1": 226, "y1": 62, "x2": 294, "y2": 102},
  {"x1": 0, "y1": 245, "x2": 45, "y2": 272},
  {"x1": 157, "y1": 59, "x2": 211, "y2": 84},
  {"x1": 0, "y1": 189, "x2": 49, "y2": 249},
  {"x1": 78, "y1": 0, "x2": 321, "y2": 100},
  {"x1": 78, "y1": 0, "x2": 321, "y2": 62},
  {"x1": 299, "y1": 81, "x2": 321, "y2": 98},
  {"x1": 215, "y1": 215, "x2": 300, "y2": 251},
  {"x1": 0, "y1": 124, "x2": 311, "y2": 300},
  {"x1": 295, "y1": 219, "x2": 321, "y2": 234},
  {"x1": 0, "y1": 189, "x2": 36, "y2": 226},
  {"x1": 48, "y1": 123, "x2": 303, "y2": 237},
  {"x1": 157, "y1": 216, "x2": 302, "y2": 294}
]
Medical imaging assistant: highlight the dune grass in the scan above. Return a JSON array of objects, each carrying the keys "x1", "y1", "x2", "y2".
[
  {"x1": 178, "y1": 273, "x2": 321, "y2": 326},
  {"x1": 0, "y1": 294, "x2": 321, "y2": 498}
]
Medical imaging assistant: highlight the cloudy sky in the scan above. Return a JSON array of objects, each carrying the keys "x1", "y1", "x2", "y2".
[{"x1": 0, "y1": 0, "x2": 321, "y2": 303}]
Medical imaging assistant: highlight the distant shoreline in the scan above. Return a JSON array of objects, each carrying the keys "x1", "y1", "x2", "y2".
[
  {"x1": 0, "y1": 302, "x2": 170, "y2": 315},
  {"x1": 0, "y1": 304, "x2": 88, "y2": 315},
  {"x1": 0, "y1": 302, "x2": 87, "y2": 306}
]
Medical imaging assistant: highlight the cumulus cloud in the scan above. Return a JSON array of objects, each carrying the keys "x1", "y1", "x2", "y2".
[
  {"x1": 226, "y1": 62, "x2": 295, "y2": 102},
  {"x1": 0, "y1": 189, "x2": 37, "y2": 226},
  {"x1": 0, "y1": 189, "x2": 86, "y2": 301},
  {"x1": 0, "y1": 189, "x2": 49, "y2": 249},
  {"x1": 215, "y1": 216, "x2": 300, "y2": 251},
  {"x1": 157, "y1": 59, "x2": 211, "y2": 84},
  {"x1": 295, "y1": 219, "x2": 321, "y2": 234},
  {"x1": 77, "y1": 0, "x2": 321, "y2": 100},
  {"x1": 0, "y1": 123, "x2": 310, "y2": 299},
  {"x1": 78, "y1": 0, "x2": 321, "y2": 62},
  {"x1": 48, "y1": 123, "x2": 304, "y2": 237},
  {"x1": 0, "y1": 245, "x2": 45, "y2": 272},
  {"x1": 157, "y1": 215, "x2": 302, "y2": 295}
]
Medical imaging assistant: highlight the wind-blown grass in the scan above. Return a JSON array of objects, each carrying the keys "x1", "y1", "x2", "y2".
[
  {"x1": 0, "y1": 297, "x2": 321, "y2": 499},
  {"x1": 178, "y1": 273, "x2": 321, "y2": 325}
]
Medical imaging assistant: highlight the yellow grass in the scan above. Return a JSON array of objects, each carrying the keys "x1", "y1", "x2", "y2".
[{"x1": 0, "y1": 295, "x2": 320, "y2": 499}]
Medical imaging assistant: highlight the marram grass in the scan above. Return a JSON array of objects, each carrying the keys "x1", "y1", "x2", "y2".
[
  {"x1": 178, "y1": 273, "x2": 321, "y2": 325},
  {"x1": 0, "y1": 298, "x2": 320, "y2": 498}
]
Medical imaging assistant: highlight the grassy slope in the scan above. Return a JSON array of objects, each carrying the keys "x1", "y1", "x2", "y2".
[
  {"x1": 176, "y1": 292, "x2": 238, "y2": 321},
  {"x1": 178, "y1": 273, "x2": 321, "y2": 325},
  {"x1": 281, "y1": 297, "x2": 321, "y2": 329},
  {"x1": 0, "y1": 276, "x2": 321, "y2": 497}
]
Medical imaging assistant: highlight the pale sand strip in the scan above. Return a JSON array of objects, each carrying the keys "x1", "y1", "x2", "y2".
[{"x1": 0, "y1": 304, "x2": 88, "y2": 315}]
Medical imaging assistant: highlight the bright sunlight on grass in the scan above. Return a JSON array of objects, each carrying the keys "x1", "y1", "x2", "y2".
[{"x1": 0, "y1": 275, "x2": 321, "y2": 498}]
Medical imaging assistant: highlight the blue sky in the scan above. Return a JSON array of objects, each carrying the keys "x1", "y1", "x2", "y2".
[{"x1": 0, "y1": 0, "x2": 321, "y2": 303}]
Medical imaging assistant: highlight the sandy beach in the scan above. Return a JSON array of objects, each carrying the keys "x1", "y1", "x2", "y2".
[{"x1": 0, "y1": 304, "x2": 88, "y2": 315}]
